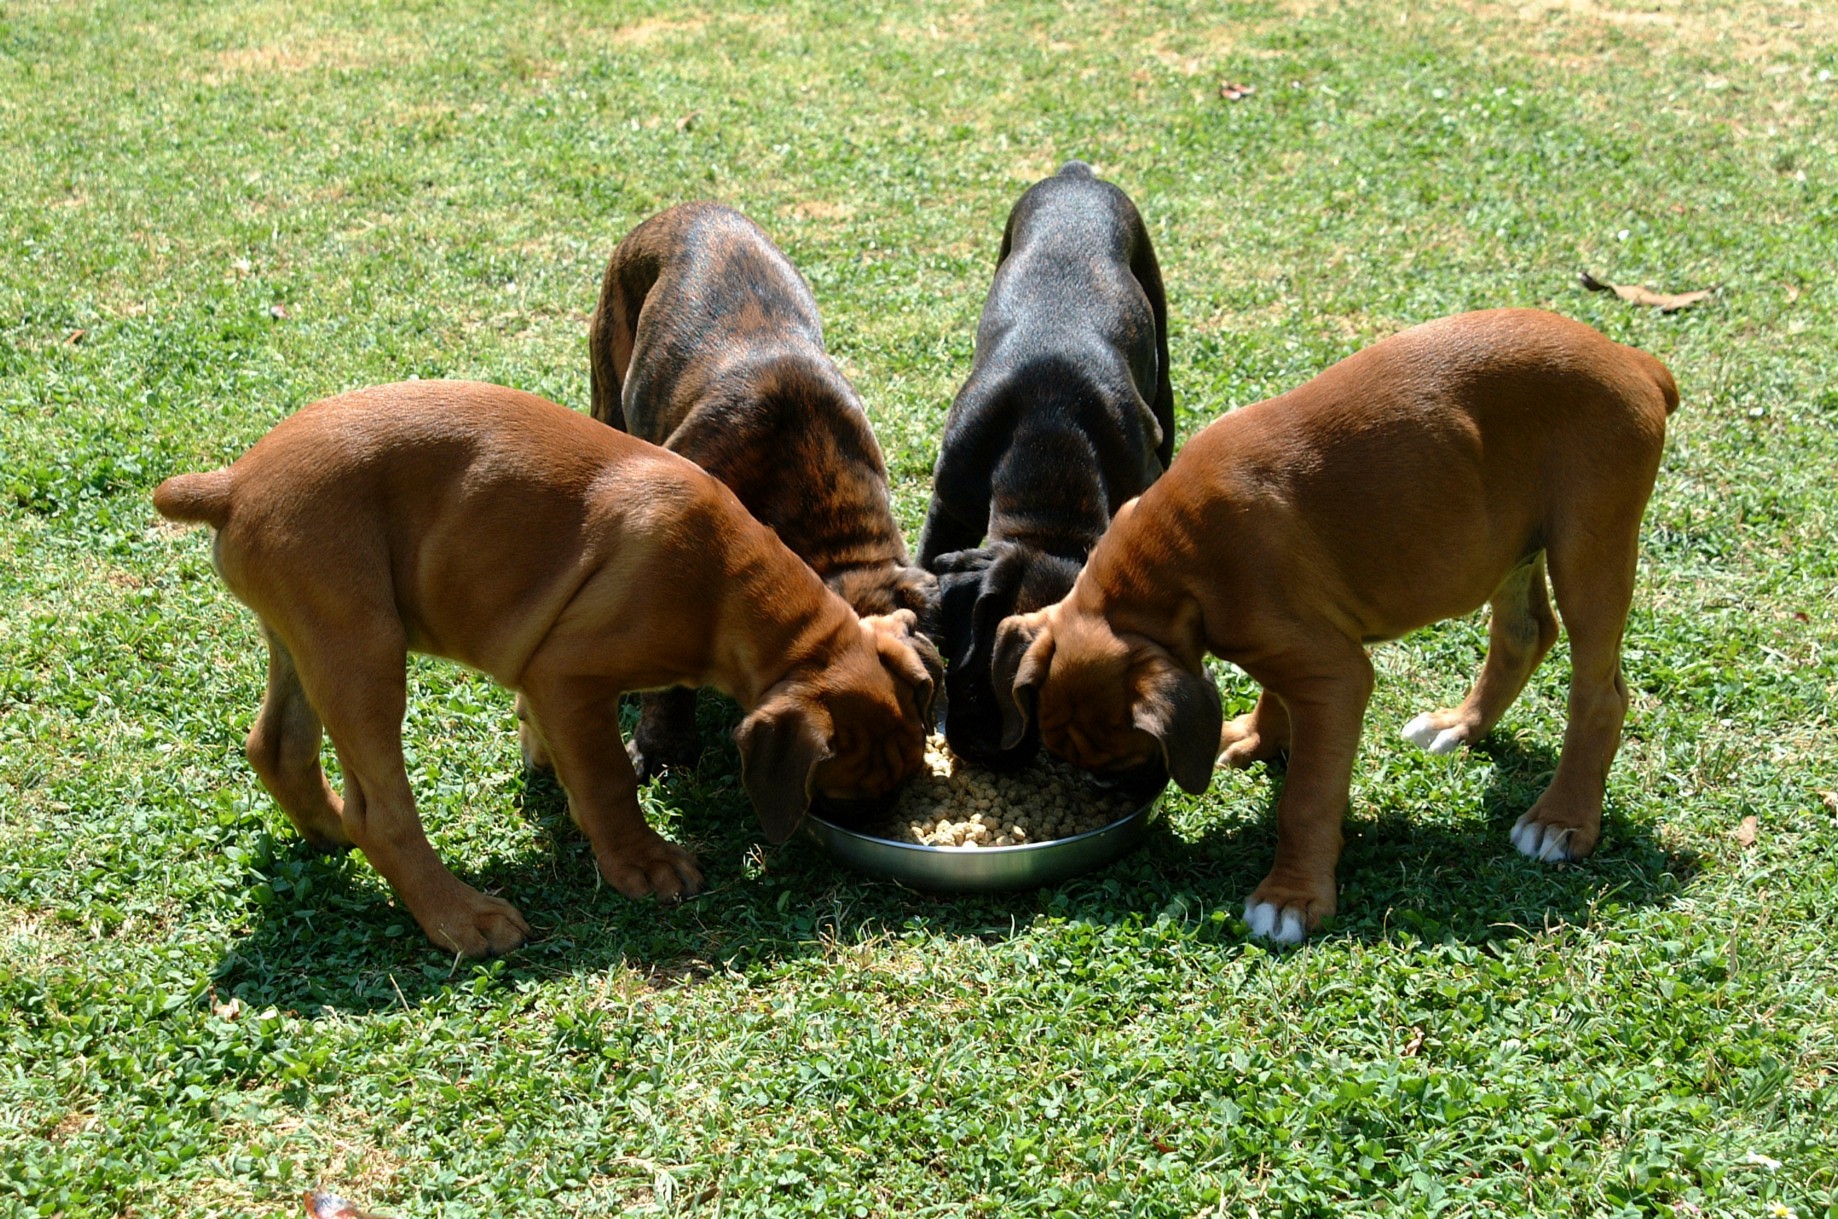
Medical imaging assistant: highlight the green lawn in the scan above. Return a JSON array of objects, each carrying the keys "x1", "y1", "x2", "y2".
[{"x1": 3, "y1": 1, "x2": 1835, "y2": 1215}]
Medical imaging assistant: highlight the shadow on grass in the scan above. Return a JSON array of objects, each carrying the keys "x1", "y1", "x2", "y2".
[{"x1": 208, "y1": 723, "x2": 1698, "y2": 1015}]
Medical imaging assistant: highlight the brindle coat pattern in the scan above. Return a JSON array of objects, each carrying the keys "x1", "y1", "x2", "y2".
[
  {"x1": 588, "y1": 202, "x2": 936, "y2": 777},
  {"x1": 917, "y1": 161, "x2": 1174, "y2": 770}
]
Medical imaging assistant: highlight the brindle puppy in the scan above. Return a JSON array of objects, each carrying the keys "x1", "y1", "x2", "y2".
[
  {"x1": 917, "y1": 161, "x2": 1174, "y2": 770},
  {"x1": 589, "y1": 201, "x2": 936, "y2": 777}
]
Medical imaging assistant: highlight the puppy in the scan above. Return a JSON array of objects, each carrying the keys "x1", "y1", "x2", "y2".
[
  {"x1": 587, "y1": 201, "x2": 935, "y2": 778},
  {"x1": 991, "y1": 309, "x2": 1678, "y2": 942},
  {"x1": 153, "y1": 381, "x2": 939, "y2": 958},
  {"x1": 917, "y1": 160, "x2": 1173, "y2": 770}
]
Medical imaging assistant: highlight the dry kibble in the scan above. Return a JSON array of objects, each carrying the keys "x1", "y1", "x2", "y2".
[{"x1": 868, "y1": 733, "x2": 1139, "y2": 848}]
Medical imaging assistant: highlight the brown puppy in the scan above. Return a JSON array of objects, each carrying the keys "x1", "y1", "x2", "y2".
[
  {"x1": 992, "y1": 310, "x2": 1678, "y2": 942},
  {"x1": 588, "y1": 201, "x2": 935, "y2": 777},
  {"x1": 153, "y1": 381, "x2": 938, "y2": 958}
]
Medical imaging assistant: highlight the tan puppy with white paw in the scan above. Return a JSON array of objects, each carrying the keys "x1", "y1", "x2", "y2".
[
  {"x1": 154, "y1": 380, "x2": 937, "y2": 958},
  {"x1": 991, "y1": 309, "x2": 1678, "y2": 942}
]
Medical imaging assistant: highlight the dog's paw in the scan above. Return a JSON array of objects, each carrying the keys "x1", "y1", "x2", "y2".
[
  {"x1": 1243, "y1": 899, "x2": 1309, "y2": 944},
  {"x1": 423, "y1": 892, "x2": 533, "y2": 959},
  {"x1": 1242, "y1": 873, "x2": 1334, "y2": 944},
  {"x1": 599, "y1": 837, "x2": 705, "y2": 903},
  {"x1": 1401, "y1": 712, "x2": 1468, "y2": 755},
  {"x1": 1510, "y1": 808, "x2": 1599, "y2": 863}
]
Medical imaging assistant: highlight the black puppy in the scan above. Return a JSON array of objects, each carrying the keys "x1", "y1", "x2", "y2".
[{"x1": 918, "y1": 161, "x2": 1175, "y2": 769}]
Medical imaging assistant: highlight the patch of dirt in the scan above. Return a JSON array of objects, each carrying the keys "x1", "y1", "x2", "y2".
[
  {"x1": 607, "y1": 15, "x2": 712, "y2": 47},
  {"x1": 780, "y1": 199, "x2": 857, "y2": 222}
]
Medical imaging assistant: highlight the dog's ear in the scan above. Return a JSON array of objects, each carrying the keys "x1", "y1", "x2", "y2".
[
  {"x1": 991, "y1": 613, "x2": 1054, "y2": 751},
  {"x1": 1130, "y1": 650, "x2": 1223, "y2": 796},
  {"x1": 735, "y1": 698, "x2": 834, "y2": 844},
  {"x1": 864, "y1": 610, "x2": 943, "y2": 728}
]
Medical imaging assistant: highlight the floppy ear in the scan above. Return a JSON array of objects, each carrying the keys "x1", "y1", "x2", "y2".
[
  {"x1": 864, "y1": 610, "x2": 943, "y2": 728},
  {"x1": 991, "y1": 614, "x2": 1053, "y2": 751},
  {"x1": 1130, "y1": 651, "x2": 1224, "y2": 795},
  {"x1": 735, "y1": 699, "x2": 834, "y2": 844}
]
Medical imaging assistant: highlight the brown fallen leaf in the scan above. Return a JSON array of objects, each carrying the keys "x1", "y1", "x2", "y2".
[
  {"x1": 1822, "y1": 791, "x2": 1838, "y2": 818},
  {"x1": 1735, "y1": 815, "x2": 1758, "y2": 848},
  {"x1": 65, "y1": 328, "x2": 87, "y2": 345},
  {"x1": 1219, "y1": 81, "x2": 1256, "y2": 101},
  {"x1": 1579, "y1": 271, "x2": 1713, "y2": 312},
  {"x1": 1401, "y1": 1027, "x2": 1425, "y2": 1058},
  {"x1": 268, "y1": 303, "x2": 290, "y2": 320},
  {"x1": 676, "y1": 110, "x2": 699, "y2": 133}
]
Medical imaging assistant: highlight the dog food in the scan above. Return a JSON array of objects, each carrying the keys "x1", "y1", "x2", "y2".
[{"x1": 870, "y1": 734, "x2": 1139, "y2": 847}]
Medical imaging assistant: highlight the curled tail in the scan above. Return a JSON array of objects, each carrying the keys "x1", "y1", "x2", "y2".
[{"x1": 152, "y1": 468, "x2": 234, "y2": 527}]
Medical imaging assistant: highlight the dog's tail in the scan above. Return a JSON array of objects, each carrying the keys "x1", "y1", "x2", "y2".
[
  {"x1": 152, "y1": 468, "x2": 235, "y2": 528},
  {"x1": 1625, "y1": 347, "x2": 1681, "y2": 417},
  {"x1": 1648, "y1": 355, "x2": 1681, "y2": 416}
]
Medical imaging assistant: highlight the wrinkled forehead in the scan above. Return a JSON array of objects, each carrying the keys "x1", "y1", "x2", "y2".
[{"x1": 1039, "y1": 619, "x2": 1132, "y2": 713}]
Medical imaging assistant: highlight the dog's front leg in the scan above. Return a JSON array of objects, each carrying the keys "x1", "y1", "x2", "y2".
[
  {"x1": 1241, "y1": 646, "x2": 1374, "y2": 944},
  {"x1": 520, "y1": 676, "x2": 705, "y2": 902},
  {"x1": 916, "y1": 498, "x2": 985, "y2": 569},
  {"x1": 1216, "y1": 690, "x2": 1291, "y2": 769}
]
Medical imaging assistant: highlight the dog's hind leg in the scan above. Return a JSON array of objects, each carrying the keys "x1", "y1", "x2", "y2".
[
  {"x1": 520, "y1": 676, "x2": 705, "y2": 902},
  {"x1": 245, "y1": 622, "x2": 351, "y2": 851},
  {"x1": 1402, "y1": 553, "x2": 1559, "y2": 756},
  {"x1": 299, "y1": 622, "x2": 531, "y2": 958},
  {"x1": 1510, "y1": 534, "x2": 1638, "y2": 863}
]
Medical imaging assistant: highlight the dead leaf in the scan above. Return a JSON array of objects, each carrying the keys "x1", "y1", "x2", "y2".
[
  {"x1": 210, "y1": 991, "x2": 241, "y2": 1021},
  {"x1": 268, "y1": 303, "x2": 289, "y2": 320},
  {"x1": 1822, "y1": 791, "x2": 1838, "y2": 818},
  {"x1": 1579, "y1": 271, "x2": 1713, "y2": 313},
  {"x1": 1785, "y1": 282, "x2": 1802, "y2": 303},
  {"x1": 64, "y1": 329, "x2": 86, "y2": 345},
  {"x1": 676, "y1": 110, "x2": 699, "y2": 133},
  {"x1": 1401, "y1": 1028, "x2": 1425, "y2": 1058},
  {"x1": 1219, "y1": 81, "x2": 1256, "y2": 101},
  {"x1": 1793, "y1": 611, "x2": 1810, "y2": 623},
  {"x1": 1735, "y1": 815, "x2": 1758, "y2": 848}
]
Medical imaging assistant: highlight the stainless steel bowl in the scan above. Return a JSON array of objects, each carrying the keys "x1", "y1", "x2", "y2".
[{"x1": 803, "y1": 785, "x2": 1163, "y2": 893}]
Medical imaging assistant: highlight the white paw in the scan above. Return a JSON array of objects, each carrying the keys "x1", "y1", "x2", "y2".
[
  {"x1": 1511, "y1": 815, "x2": 1578, "y2": 862},
  {"x1": 1401, "y1": 714, "x2": 1465, "y2": 754},
  {"x1": 1401, "y1": 713, "x2": 1437, "y2": 748},
  {"x1": 1243, "y1": 899, "x2": 1307, "y2": 944}
]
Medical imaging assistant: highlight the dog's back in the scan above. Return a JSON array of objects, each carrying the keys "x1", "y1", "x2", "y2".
[
  {"x1": 931, "y1": 162, "x2": 1174, "y2": 545},
  {"x1": 590, "y1": 202, "x2": 930, "y2": 620}
]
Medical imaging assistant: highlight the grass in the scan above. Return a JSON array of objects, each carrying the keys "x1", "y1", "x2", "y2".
[{"x1": 3, "y1": 0, "x2": 1836, "y2": 1214}]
